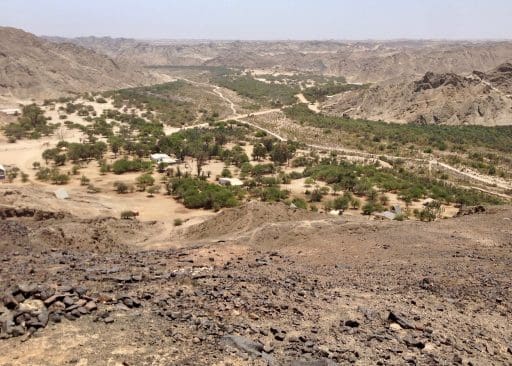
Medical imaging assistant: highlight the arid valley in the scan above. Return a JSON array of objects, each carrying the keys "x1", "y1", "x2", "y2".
[{"x1": 1, "y1": 3, "x2": 512, "y2": 365}]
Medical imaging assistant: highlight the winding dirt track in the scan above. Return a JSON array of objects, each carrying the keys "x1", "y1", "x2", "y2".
[{"x1": 177, "y1": 77, "x2": 512, "y2": 197}]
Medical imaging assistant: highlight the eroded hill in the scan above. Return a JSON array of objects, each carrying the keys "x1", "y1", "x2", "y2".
[
  {"x1": 0, "y1": 27, "x2": 160, "y2": 103},
  {"x1": 323, "y1": 63, "x2": 512, "y2": 125},
  {"x1": 48, "y1": 37, "x2": 512, "y2": 83}
]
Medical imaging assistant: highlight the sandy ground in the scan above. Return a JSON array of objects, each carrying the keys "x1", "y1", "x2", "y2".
[{"x1": 296, "y1": 93, "x2": 320, "y2": 113}]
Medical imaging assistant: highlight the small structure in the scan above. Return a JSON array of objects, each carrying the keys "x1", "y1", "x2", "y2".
[
  {"x1": 150, "y1": 153, "x2": 178, "y2": 165},
  {"x1": 391, "y1": 204, "x2": 402, "y2": 215},
  {"x1": 218, "y1": 177, "x2": 244, "y2": 187},
  {"x1": 374, "y1": 211, "x2": 397, "y2": 220},
  {"x1": 54, "y1": 188, "x2": 69, "y2": 200},
  {"x1": 0, "y1": 165, "x2": 5, "y2": 180},
  {"x1": 0, "y1": 108, "x2": 21, "y2": 116},
  {"x1": 329, "y1": 209, "x2": 343, "y2": 216}
]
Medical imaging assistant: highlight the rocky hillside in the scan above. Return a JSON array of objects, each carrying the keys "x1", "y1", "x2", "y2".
[
  {"x1": 323, "y1": 63, "x2": 512, "y2": 125},
  {"x1": 1, "y1": 190, "x2": 512, "y2": 364},
  {"x1": 49, "y1": 37, "x2": 512, "y2": 83},
  {"x1": 0, "y1": 27, "x2": 159, "y2": 101}
]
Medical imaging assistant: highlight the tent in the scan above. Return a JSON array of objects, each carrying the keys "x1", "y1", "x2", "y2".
[{"x1": 54, "y1": 188, "x2": 69, "y2": 200}]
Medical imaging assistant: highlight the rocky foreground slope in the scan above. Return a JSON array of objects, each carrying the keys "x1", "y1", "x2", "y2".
[
  {"x1": 1, "y1": 198, "x2": 511, "y2": 365},
  {"x1": 324, "y1": 63, "x2": 512, "y2": 125},
  {"x1": 0, "y1": 27, "x2": 159, "y2": 102}
]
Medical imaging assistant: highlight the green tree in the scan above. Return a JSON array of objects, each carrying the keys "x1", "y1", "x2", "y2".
[
  {"x1": 252, "y1": 144, "x2": 267, "y2": 161},
  {"x1": 136, "y1": 173, "x2": 155, "y2": 191}
]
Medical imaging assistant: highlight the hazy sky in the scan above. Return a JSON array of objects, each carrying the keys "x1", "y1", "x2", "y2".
[{"x1": 1, "y1": 0, "x2": 511, "y2": 40}]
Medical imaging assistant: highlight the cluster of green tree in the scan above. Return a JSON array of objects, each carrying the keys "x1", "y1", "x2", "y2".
[
  {"x1": 414, "y1": 200, "x2": 443, "y2": 222},
  {"x1": 444, "y1": 152, "x2": 510, "y2": 178},
  {"x1": 111, "y1": 158, "x2": 153, "y2": 175},
  {"x1": 42, "y1": 97, "x2": 75, "y2": 105},
  {"x1": 157, "y1": 123, "x2": 255, "y2": 175},
  {"x1": 104, "y1": 81, "x2": 196, "y2": 126},
  {"x1": 42, "y1": 141, "x2": 108, "y2": 165},
  {"x1": 59, "y1": 102, "x2": 95, "y2": 117},
  {"x1": 303, "y1": 160, "x2": 502, "y2": 206},
  {"x1": 284, "y1": 104, "x2": 512, "y2": 154},
  {"x1": 147, "y1": 65, "x2": 235, "y2": 76},
  {"x1": 302, "y1": 82, "x2": 368, "y2": 102},
  {"x1": 167, "y1": 177, "x2": 240, "y2": 210},
  {"x1": 248, "y1": 73, "x2": 346, "y2": 86},
  {"x1": 212, "y1": 74, "x2": 299, "y2": 106},
  {"x1": 35, "y1": 167, "x2": 70, "y2": 185},
  {"x1": 3, "y1": 105, "x2": 58, "y2": 141},
  {"x1": 324, "y1": 192, "x2": 361, "y2": 211}
]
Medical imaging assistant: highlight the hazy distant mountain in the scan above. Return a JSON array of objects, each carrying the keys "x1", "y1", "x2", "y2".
[
  {"x1": 0, "y1": 27, "x2": 158, "y2": 101},
  {"x1": 323, "y1": 63, "x2": 512, "y2": 125},
  {"x1": 48, "y1": 36, "x2": 512, "y2": 83}
]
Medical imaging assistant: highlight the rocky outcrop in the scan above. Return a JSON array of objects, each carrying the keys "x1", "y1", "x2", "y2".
[
  {"x1": 0, "y1": 27, "x2": 159, "y2": 101},
  {"x1": 324, "y1": 64, "x2": 512, "y2": 125}
]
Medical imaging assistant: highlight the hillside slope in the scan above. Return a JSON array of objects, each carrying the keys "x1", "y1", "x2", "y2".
[
  {"x1": 0, "y1": 27, "x2": 158, "y2": 102},
  {"x1": 323, "y1": 63, "x2": 512, "y2": 125},
  {"x1": 49, "y1": 37, "x2": 512, "y2": 83}
]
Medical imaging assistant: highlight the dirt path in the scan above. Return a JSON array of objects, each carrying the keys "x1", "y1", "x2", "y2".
[
  {"x1": 296, "y1": 93, "x2": 320, "y2": 113},
  {"x1": 177, "y1": 77, "x2": 511, "y2": 197}
]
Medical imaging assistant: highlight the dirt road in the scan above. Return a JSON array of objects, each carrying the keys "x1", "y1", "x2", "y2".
[{"x1": 177, "y1": 77, "x2": 512, "y2": 197}]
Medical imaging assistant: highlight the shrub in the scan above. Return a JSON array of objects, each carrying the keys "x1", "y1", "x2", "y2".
[
  {"x1": 332, "y1": 195, "x2": 350, "y2": 210},
  {"x1": 51, "y1": 172, "x2": 70, "y2": 185},
  {"x1": 260, "y1": 187, "x2": 289, "y2": 202},
  {"x1": 309, "y1": 188, "x2": 324, "y2": 202},
  {"x1": 87, "y1": 184, "x2": 101, "y2": 193},
  {"x1": 350, "y1": 197, "x2": 361, "y2": 209},
  {"x1": 147, "y1": 185, "x2": 160, "y2": 196},
  {"x1": 174, "y1": 218, "x2": 183, "y2": 226},
  {"x1": 394, "y1": 213, "x2": 406, "y2": 221},
  {"x1": 362, "y1": 202, "x2": 376, "y2": 215},
  {"x1": 114, "y1": 181, "x2": 129, "y2": 194},
  {"x1": 136, "y1": 173, "x2": 155, "y2": 191},
  {"x1": 80, "y1": 175, "x2": 90, "y2": 186},
  {"x1": 112, "y1": 158, "x2": 152, "y2": 175},
  {"x1": 120, "y1": 210, "x2": 138, "y2": 219},
  {"x1": 291, "y1": 198, "x2": 308, "y2": 209},
  {"x1": 221, "y1": 167, "x2": 232, "y2": 178},
  {"x1": 169, "y1": 177, "x2": 239, "y2": 210}
]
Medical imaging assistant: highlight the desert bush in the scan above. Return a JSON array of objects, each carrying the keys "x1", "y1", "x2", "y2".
[
  {"x1": 112, "y1": 158, "x2": 152, "y2": 175},
  {"x1": 114, "y1": 181, "x2": 130, "y2": 194},
  {"x1": 259, "y1": 187, "x2": 289, "y2": 202},
  {"x1": 87, "y1": 184, "x2": 101, "y2": 193},
  {"x1": 120, "y1": 210, "x2": 138, "y2": 219},
  {"x1": 136, "y1": 173, "x2": 155, "y2": 191},
  {"x1": 168, "y1": 177, "x2": 239, "y2": 210},
  {"x1": 147, "y1": 185, "x2": 160, "y2": 196},
  {"x1": 80, "y1": 175, "x2": 90, "y2": 186},
  {"x1": 291, "y1": 198, "x2": 308, "y2": 209},
  {"x1": 221, "y1": 167, "x2": 232, "y2": 178},
  {"x1": 51, "y1": 172, "x2": 70, "y2": 185}
]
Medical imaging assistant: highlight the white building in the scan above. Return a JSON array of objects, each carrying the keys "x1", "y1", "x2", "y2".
[
  {"x1": 0, "y1": 165, "x2": 5, "y2": 180},
  {"x1": 150, "y1": 153, "x2": 178, "y2": 165},
  {"x1": 218, "y1": 177, "x2": 244, "y2": 187},
  {"x1": 0, "y1": 108, "x2": 21, "y2": 116}
]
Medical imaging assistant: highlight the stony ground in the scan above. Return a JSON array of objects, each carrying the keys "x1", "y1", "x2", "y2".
[{"x1": 0, "y1": 203, "x2": 511, "y2": 365}]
